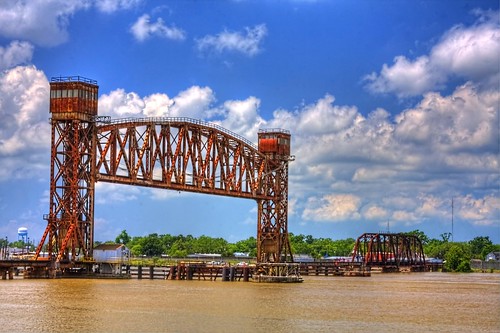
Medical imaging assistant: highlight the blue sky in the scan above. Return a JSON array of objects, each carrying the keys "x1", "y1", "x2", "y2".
[{"x1": 0, "y1": 0, "x2": 499, "y2": 245}]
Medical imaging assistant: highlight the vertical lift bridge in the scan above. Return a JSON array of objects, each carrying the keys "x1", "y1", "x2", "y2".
[{"x1": 34, "y1": 77, "x2": 295, "y2": 277}]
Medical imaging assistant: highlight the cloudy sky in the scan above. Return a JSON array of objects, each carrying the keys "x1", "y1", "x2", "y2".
[{"x1": 0, "y1": 0, "x2": 498, "y2": 245}]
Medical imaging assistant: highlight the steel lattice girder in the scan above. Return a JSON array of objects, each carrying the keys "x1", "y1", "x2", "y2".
[
  {"x1": 96, "y1": 119, "x2": 270, "y2": 199},
  {"x1": 96, "y1": 118, "x2": 292, "y2": 263},
  {"x1": 257, "y1": 162, "x2": 292, "y2": 263},
  {"x1": 351, "y1": 233, "x2": 426, "y2": 267},
  {"x1": 35, "y1": 120, "x2": 95, "y2": 261},
  {"x1": 36, "y1": 112, "x2": 292, "y2": 264}
]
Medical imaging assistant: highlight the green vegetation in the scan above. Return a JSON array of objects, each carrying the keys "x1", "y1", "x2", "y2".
[
  {"x1": 105, "y1": 229, "x2": 499, "y2": 273},
  {"x1": 107, "y1": 230, "x2": 357, "y2": 260},
  {"x1": 4, "y1": 239, "x2": 35, "y2": 251},
  {"x1": 422, "y1": 232, "x2": 500, "y2": 272},
  {"x1": 3, "y1": 229, "x2": 496, "y2": 273}
]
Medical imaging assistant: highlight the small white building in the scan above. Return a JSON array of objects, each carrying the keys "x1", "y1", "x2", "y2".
[
  {"x1": 93, "y1": 244, "x2": 130, "y2": 275},
  {"x1": 485, "y1": 252, "x2": 500, "y2": 261},
  {"x1": 93, "y1": 243, "x2": 130, "y2": 263}
]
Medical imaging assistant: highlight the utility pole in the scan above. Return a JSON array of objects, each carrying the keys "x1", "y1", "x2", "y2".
[{"x1": 451, "y1": 197, "x2": 454, "y2": 242}]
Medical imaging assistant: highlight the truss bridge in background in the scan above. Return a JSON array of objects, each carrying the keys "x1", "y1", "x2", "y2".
[{"x1": 351, "y1": 233, "x2": 426, "y2": 272}]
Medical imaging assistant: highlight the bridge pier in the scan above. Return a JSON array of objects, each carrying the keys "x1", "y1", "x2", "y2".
[
  {"x1": 1, "y1": 268, "x2": 14, "y2": 280},
  {"x1": 253, "y1": 263, "x2": 303, "y2": 283}
]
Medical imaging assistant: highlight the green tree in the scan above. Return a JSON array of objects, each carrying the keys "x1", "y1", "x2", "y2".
[
  {"x1": 406, "y1": 229, "x2": 430, "y2": 246},
  {"x1": 425, "y1": 239, "x2": 451, "y2": 259},
  {"x1": 310, "y1": 238, "x2": 335, "y2": 259},
  {"x1": 9, "y1": 240, "x2": 29, "y2": 249},
  {"x1": 483, "y1": 244, "x2": 500, "y2": 261},
  {"x1": 305, "y1": 235, "x2": 314, "y2": 244},
  {"x1": 289, "y1": 233, "x2": 309, "y2": 255},
  {"x1": 440, "y1": 232, "x2": 452, "y2": 242},
  {"x1": 167, "y1": 235, "x2": 195, "y2": 257},
  {"x1": 444, "y1": 243, "x2": 472, "y2": 272},
  {"x1": 168, "y1": 239, "x2": 189, "y2": 257},
  {"x1": 192, "y1": 235, "x2": 229, "y2": 255},
  {"x1": 333, "y1": 238, "x2": 356, "y2": 256},
  {"x1": 468, "y1": 236, "x2": 493, "y2": 260},
  {"x1": 160, "y1": 234, "x2": 176, "y2": 253},
  {"x1": 115, "y1": 230, "x2": 131, "y2": 245},
  {"x1": 141, "y1": 233, "x2": 164, "y2": 257},
  {"x1": 0, "y1": 237, "x2": 8, "y2": 248},
  {"x1": 230, "y1": 237, "x2": 257, "y2": 257},
  {"x1": 130, "y1": 244, "x2": 143, "y2": 256}
]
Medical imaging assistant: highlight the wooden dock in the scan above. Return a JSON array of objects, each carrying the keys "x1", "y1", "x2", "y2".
[
  {"x1": 2, "y1": 260, "x2": 379, "y2": 280},
  {"x1": 299, "y1": 262, "x2": 371, "y2": 277},
  {"x1": 123, "y1": 263, "x2": 253, "y2": 281}
]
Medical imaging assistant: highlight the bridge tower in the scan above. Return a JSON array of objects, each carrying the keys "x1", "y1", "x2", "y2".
[
  {"x1": 35, "y1": 76, "x2": 98, "y2": 262},
  {"x1": 257, "y1": 129, "x2": 294, "y2": 263}
]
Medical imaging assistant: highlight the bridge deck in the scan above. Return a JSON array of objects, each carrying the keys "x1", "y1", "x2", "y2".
[{"x1": 1, "y1": 260, "x2": 442, "y2": 280}]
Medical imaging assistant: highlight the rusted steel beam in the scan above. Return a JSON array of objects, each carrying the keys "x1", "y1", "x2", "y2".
[
  {"x1": 351, "y1": 232, "x2": 426, "y2": 270},
  {"x1": 35, "y1": 77, "x2": 98, "y2": 262},
  {"x1": 96, "y1": 120, "x2": 269, "y2": 199},
  {"x1": 96, "y1": 120, "x2": 294, "y2": 264},
  {"x1": 35, "y1": 78, "x2": 293, "y2": 267}
]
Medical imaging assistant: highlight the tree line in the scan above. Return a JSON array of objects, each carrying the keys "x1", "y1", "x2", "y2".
[
  {"x1": 107, "y1": 229, "x2": 499, "y2": 272},
  {"x1": 110, "y1": 229, "x2": 357, "y2": 259},
  {"x1": 2, "y1": 229, "x2": 498, "y2": 273},
  {"x1": 407, "y1": 231, "x2": 499, "y2": 272}
]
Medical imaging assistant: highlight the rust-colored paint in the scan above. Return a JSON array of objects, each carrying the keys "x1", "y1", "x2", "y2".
[
  {"x1": 35, "y1": 77, "x2": 293, "y2": 266},
  {"x1": 351, "y1": 233, "x2": 426, "y2": 271}
]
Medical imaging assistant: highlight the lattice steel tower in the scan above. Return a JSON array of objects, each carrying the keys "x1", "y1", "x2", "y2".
[
  {"x1": 34, "y1": 76, "x2": 295, "y2": 271},
  {"x1": 257, "y1": 129, "x2": 294, "y2": 263},
  {"x1": 35, "y1": 76, "x2": 98, "y2": 262}
]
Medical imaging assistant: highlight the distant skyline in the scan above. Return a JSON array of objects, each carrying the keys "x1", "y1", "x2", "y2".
[{"x1": 0, "y1": 0, "x2": 498, "y2": 245}]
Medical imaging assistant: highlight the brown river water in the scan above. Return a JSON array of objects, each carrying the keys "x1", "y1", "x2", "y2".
[{"x1": 0, "y1": 273, "x2": 499, "y2": 333}]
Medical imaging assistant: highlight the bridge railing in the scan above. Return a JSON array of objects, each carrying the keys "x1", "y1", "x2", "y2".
[
  {"x1": 99, "y1": 116, "x2": 258, "y2": 149},
  {"x1": 50, "y1": 76, "x2": 98, "y2": 85}
]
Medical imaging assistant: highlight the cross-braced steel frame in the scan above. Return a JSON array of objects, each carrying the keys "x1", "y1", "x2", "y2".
[
  {"x1": 351, "y1": 233, "x2": 426, "y2": 271},
  {"x1": 35, "y1": 77, "x2": 293, "y2": 268},
  {"x1": 34, "y1": 77, "x2": 97, "y2": 263}
]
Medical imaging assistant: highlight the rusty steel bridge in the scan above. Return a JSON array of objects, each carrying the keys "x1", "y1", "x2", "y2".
[
  {"x1": 352, "y1": 233, "x2": 427, "y2": 272},
  {"x1": 1, "y1": 76, "x2": 433, "y2": 280},
  {"x1": 18, "y1": 76, "x2": 295, "y2": 278}
]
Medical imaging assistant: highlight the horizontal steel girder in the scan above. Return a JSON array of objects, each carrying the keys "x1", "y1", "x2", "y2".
[
  {"x1": 96, "y1": 119, "x2": 272, "y2": 200},
  {"x1": 37, "y1": 116, "x2": 292, "y2": 265},
  {"x1": 352, "y1": 232, "x2": 426, "y2": 267}
]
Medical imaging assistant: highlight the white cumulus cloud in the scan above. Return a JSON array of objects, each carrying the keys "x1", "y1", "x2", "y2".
[
  {"x1": 216, "y1": 96, "x2": 266, "y2": 142},
  {"x1": 98, "y1": 86, "x2": 215, "y2": 120},
  {"x1": 0, "y1": 66, "x2": 50, "y2": 180},
  {"x1": 0, "y1": 41, "x2": 34, "y2": 71},
  {"x1": 395, "y1": 83, "x2": 499, "y2": 155},
  {"x1": 0, "y1": 0, "x2": 140, "y2": 47},
  {"x1": 169, "y1": 86, "x2": 215, "y2": 118},
  {"x1": 94, "y1": 0, "x2": 141, "y2": 13},
  {"x1": 364, "y1": 11, "x2": 500, "y2": 97},
  {"x1": 98, "y1": 89, "x2": 145, "y2": 117},
  {"x1": 302, "y1": 194, "x2": 361, "y2": 222},
  {"x1": 130, "y1": 14, "x2": 186, "y2": 42},
  {"x1": 459, "y1": 195, "x2": 500, "y2": 226},
  {"x1": 0, "y1": 0, "x2": 90, "y2": 47},
  {"x1": 270, "y1": 84, "x2": 498, "y2": 231},
  {"x1": 196, "y1": 24, "x2": 267, "y2": 57}
]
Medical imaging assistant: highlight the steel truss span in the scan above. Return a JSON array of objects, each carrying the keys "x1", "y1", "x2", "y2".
[
  {"x1": 35, "y1": 77, "x2": 293, "y2": 267},
  {"x1": 95, "y1": 118, "x2": 293, "y2": 263},
  {"x1": 96, "y1": 118, "x2": 267, "y2": 199},
  {"x1": 351, "y1": 233, "x2": 426, "y2": 271}
]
